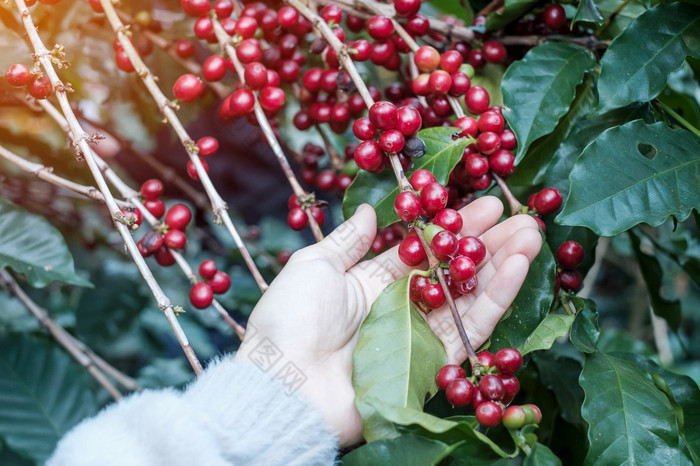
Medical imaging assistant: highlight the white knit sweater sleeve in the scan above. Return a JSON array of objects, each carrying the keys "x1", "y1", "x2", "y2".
[{"x1": 46, "y1": 357, "x2": 339, "y2": 466}]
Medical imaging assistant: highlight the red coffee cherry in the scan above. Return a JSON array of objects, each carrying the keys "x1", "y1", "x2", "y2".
[
  {"x1": 140, "y1": 179, "x2": 164, "y2": 199},
  {"x1": 354, "y1": 140, "x2": 384, "y2": 172},
  {"x1": 394, "y1": 191, "x2": 422, "y2": 222},
  {"x1": 27, "y1": 74, "x2": 52, "y2": 99},
  {"x1": 209, "y1": 271, "x2": 231, "y2": 294},
  {"x1": 478, "y1": 111, "x2": 506, "y2": 133},
  {"x1": 393, "y1": 0, "x2": 422, "y2": 17},
  {"x1": 175, "y1": 39, "x2": 195, "y2": 58},
  {"x1": 422, "y1": 282, "x2": 446, "y2": 309},
  {"x1": 244, "y1": 62, "x2": 268, "y2": 90},
  {"x1": 396, "y1": 106, "x2": 422, "y2": 137},
  {"x1": 439, "y1": 50, "x2": 463, "y2": 74},
  {"x1": 199, "y1": 259, "x2": 218, "y2": 280},
  {"x1": 431, "y1": 230, "x2": 458, "y2": 262},
  {"x1": 489, "y1": 149, "x2": 516, "y2": 178},
  {"x1": 534, "y1": 187, "x2": 563, "y2": 215},
  {"x1": 420, "y1": 182, "x2": 448, "y2": 216},
  {"x1": 287, "y1": 207, "x2": 308, "y2": 231},
  {"x1": 436, "y1": 364, "x2": 466, "y2": 390},
  {"x1": 353, "y1": 117, "x2": 377, "y2": 140},
  {"x1": 409, "y1": 169, "x2": 437, "y2": 191},
  {"x1": 259, "y1": 86, "x2": 286, "y2": 112},
  {"x1": 143, "y1": 199, "x2": 165, "y2": 219},
  {"x1": 476, "y1": 131, "x2": 501, "y2": 155},
  {"x1": 465, "y1": 86, "x2": 490, "y2": 114},
  {"x1": 479, "y1": 374, "x2": 506, "y2": 401},
  {"x1": 173, "y1": 74, "x2": 204, "y2": 102},
  {"x1": 449, "y1": 256, "x2": 476, "y2": 283},
  {"x1": 414, "y1": 45, "x2": 441, "y2": 72},
  {"x1": 476, "y1": 401, "x2": 503, "y2": 427},
  {"x1": 196, "y1": 136, "x2": 219, "y2": 157},
  {"x1": 202, "y1": 55, "x2": 227, "y2": 81},
  {"x1": 450, "y1": 72, "x2": 471, "y2": 96},
  {"x1": 500, "y1": 374, "x2": 520, "y2": 404},
  {"x1": 398, "y1": 233, "x2": 427, "y2": 266},
  {"x1": 164, "y1": 229, "x2": 187, "y2": 250},
  {"x1": 456, "y1": 236, "x2": 486, "y2": 266},
  {"x1": 154, "y1": 246, "x2": 176, "y2": 267},
  {"x1": 499, "y1": 129, "x2": 518, "y2": 150},
  {"x1": 433, "y1": 208, "x2": 463, "y2": 234},
  {"x1": 321, "y1": 4, "x2": 343, "y2": 24},
  {"x1": 165, "y1": 204, "x2": 192, "y2": 230},
  {"x1": 456, "y1": 117, "x2": 479, "y2": 138},
  {"x1": 428, "y1": 70, "x2": 452, "y2": 95},
  {"x1": 482, "y1": 40, "x2": 507, "y2": 64},
  {"x1": 410, "y1": 275, "x2": 430, "y2": 302},
  {"x1": 5, "y1": 64, "x2": 31, "y2": 86},
  {"x1": 557, "y1": 240, "x2": 584, "y2": 270},
  {"x1": 494, "y1": 348, "x2": 523, "y2": 374},
  {"x1": 446, "y1": 378, "x2": 476, "y2": 407},
  {"x1": 367, "y1": 15, "x2": 395, "y2": 40},
  {"x1": 559, "y1": 269, "x2": 583, "y2": 292},
  {"x1": 369, "y1": 101, "x2": 398, "y2": 130},
  {"x1": 379, "y1": 130, "x2": 405, "y2": 154},
  {"x1": 543, "y1": 4, "x2": 568, "y2": 31},
  {"x1": 190, "y1": 282, "x2": 214, "y2": 309},
  {"x1": 277, "y1": 6, "x2": 299, "y2": 28},
  {"x1": 477, "y1": 351, "x2": 495, "y2": 370}
]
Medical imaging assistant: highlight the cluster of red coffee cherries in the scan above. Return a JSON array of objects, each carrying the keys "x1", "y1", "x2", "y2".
[
  {"x1": 286, "y1": 193, "x2": 325, "y2": 231},
  {"x1": 297, "y1": 142, "x2": 355, "y2": 195},
  {"x1": 353, "y1": 100, "x2": 425, "y2": 172},
  {"x1": 4, "y1": 63, "x2": 52, "y2": 100},
  {"x1": 436, "y1": 348, "x2": 542, "y2": 429},
  {"x1": 526, "y1": 187, "x2": 563, "y2": 231},
  {"x1": 555, "y1": 240, "x2": 585, "y2": 293},
  {"x1": 189, "y1": 259, "x2": 231, "y2": 309},
  {"x1": 136, "y1": 201, "x2": 191, "y2": 265}
]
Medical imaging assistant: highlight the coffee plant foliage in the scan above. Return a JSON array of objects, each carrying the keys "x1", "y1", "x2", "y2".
[{"x1": 0, "y1": 0, "x2": 699, "y2": 464}]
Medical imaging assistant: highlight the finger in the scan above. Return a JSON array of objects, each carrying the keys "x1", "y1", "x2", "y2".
[
  {"x1": 294, "y1": 204, "x2": 377, "y2": 271},
  {"x1": 458, "y1": 196, "x2": 504, "y2": 237},
  {"x1": 480, "y1": 214, "x2": 540, "y2": 257}
]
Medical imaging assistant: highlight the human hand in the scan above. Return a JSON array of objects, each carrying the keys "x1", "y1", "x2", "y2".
[{"x1": 235, "y1": 196, "x2": 542, "y2": 446}]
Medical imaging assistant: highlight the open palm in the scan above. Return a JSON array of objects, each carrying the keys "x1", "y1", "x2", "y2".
[{"x1": 236, "y1": 196, "x2": 542, "y2": 446}]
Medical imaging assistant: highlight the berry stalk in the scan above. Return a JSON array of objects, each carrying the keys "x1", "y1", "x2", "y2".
[{"x1": 14, "y1": 0, "x2": 203, "y2": 375}]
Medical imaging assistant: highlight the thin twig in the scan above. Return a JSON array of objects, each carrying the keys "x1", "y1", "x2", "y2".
[
  {"x1": 492, "y1": 173, "x2": 522, "y2": 216},
  {"x1": 0, "y1": 144, "x2": 131, "y2": 209},
  {"x1": 15, "y1": 0, "x2": 203, "y2": 374},
  {"x1": 0, "y1": 269, "x2": 125, "y2": 399}
]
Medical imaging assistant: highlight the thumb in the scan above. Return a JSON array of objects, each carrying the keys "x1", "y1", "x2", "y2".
[{"x1": 308, "y1": 204, "x2": 377, "y2": 271}]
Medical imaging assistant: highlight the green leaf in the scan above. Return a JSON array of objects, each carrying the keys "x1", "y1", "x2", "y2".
[
  {"x1": 525, "y1": 443, "x2": 562, "y2": 466},
  {"x1": 0, "y1": 334, "x2": 98, "y2": 463},
  {"x1": 342, "y1": 127, "x2": 469, "y2": 228},
  {"x1": 597, "y1": 3, "x2": 700, "y2": 113},
  {"x1": 352, "y1": 274, "x2": 447, "y2": 442},
  {"x1": 341, "y1": 433, "x2": 458, "y2": 466},
  {"x1": 534, "y1": 354, "x2": 586, "y2": 428},
  {"x1": 579, "y1": 352, "x2": 691, "y2": 465},
  {"x1": 0, "y1": 201, "x2": 90, "y2": 287},
  {"x1": 629, "y1": 231, "x2": 682, "y2": 330},
  {"x1": 573, "y1": 0, "x2": 604, "y2": 26},
  {"x1": 518, "y1": 313, "x2": 576, "y2": 355},
  {"x1": 613, "y1": 353, "x2": 700, "y2": 463},
  {"x1": 569, "y1": 304, "x2": 600, "y2": 353},
  {"x1": 490, "y1": 243, "x2": 556, "y2": 350},
  {"x1": 595, "y1": 0, "x2": 647, "y2": 40},
  {"x1": 486, "y1": 0, "x2": 538, "y2": 31},
  {"x1": 383, "y1": 405, "x2": 519, "y2": 458},
  {"x1": 502, "y1": 42, "x2": 596, "y2": 164},
  {"x1": 556, "y1": 120, "x2": 700, "y2": 236}
]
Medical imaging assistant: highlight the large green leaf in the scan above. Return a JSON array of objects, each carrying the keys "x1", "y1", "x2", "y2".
[
  {"x1": 342, "y1": 127, "x2": 470, "y2": 228},
  {"x1": 597, "y1": 3, "x2": 700, "y2": 113},
  {"x1": 352, "y1": 274, "x2": 446, "y2": 442},
  {"x1": 0, "y1": 334, "x2": 98, "y2": 463},
  {"x1": 490, "y1": 243, "x2": 556, "y2": 350},
  {"x1": 534, "y1": 353, "x2": 586, "y2": 428},
  {"x1": 518, "y1": 313, "x2": 575, "y2": 355},
  {"x1": 340, "y1": 433, "x2": 458, "y2": 466},
  {"x1": 613, "y1": 353, "x2": 700, "y2": 463},
  {"x1": 595, "y1": 0, "x2": 647, "y2": 40},
  {"x1": 0, "y1": 201, "x2": 90, "y2": 287},
  {"x1": 556, "y1": 120, "x2": 700, "y2": 236},
  {"x1": 579, "y1": 352, "x2": 692, "y2": 465},
  {"x1": 502, "y1": 42, "x2": 596, "y2": 164},
  {"x1": 629, "y1": 231, "x2": 682, "y2": 330}
]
